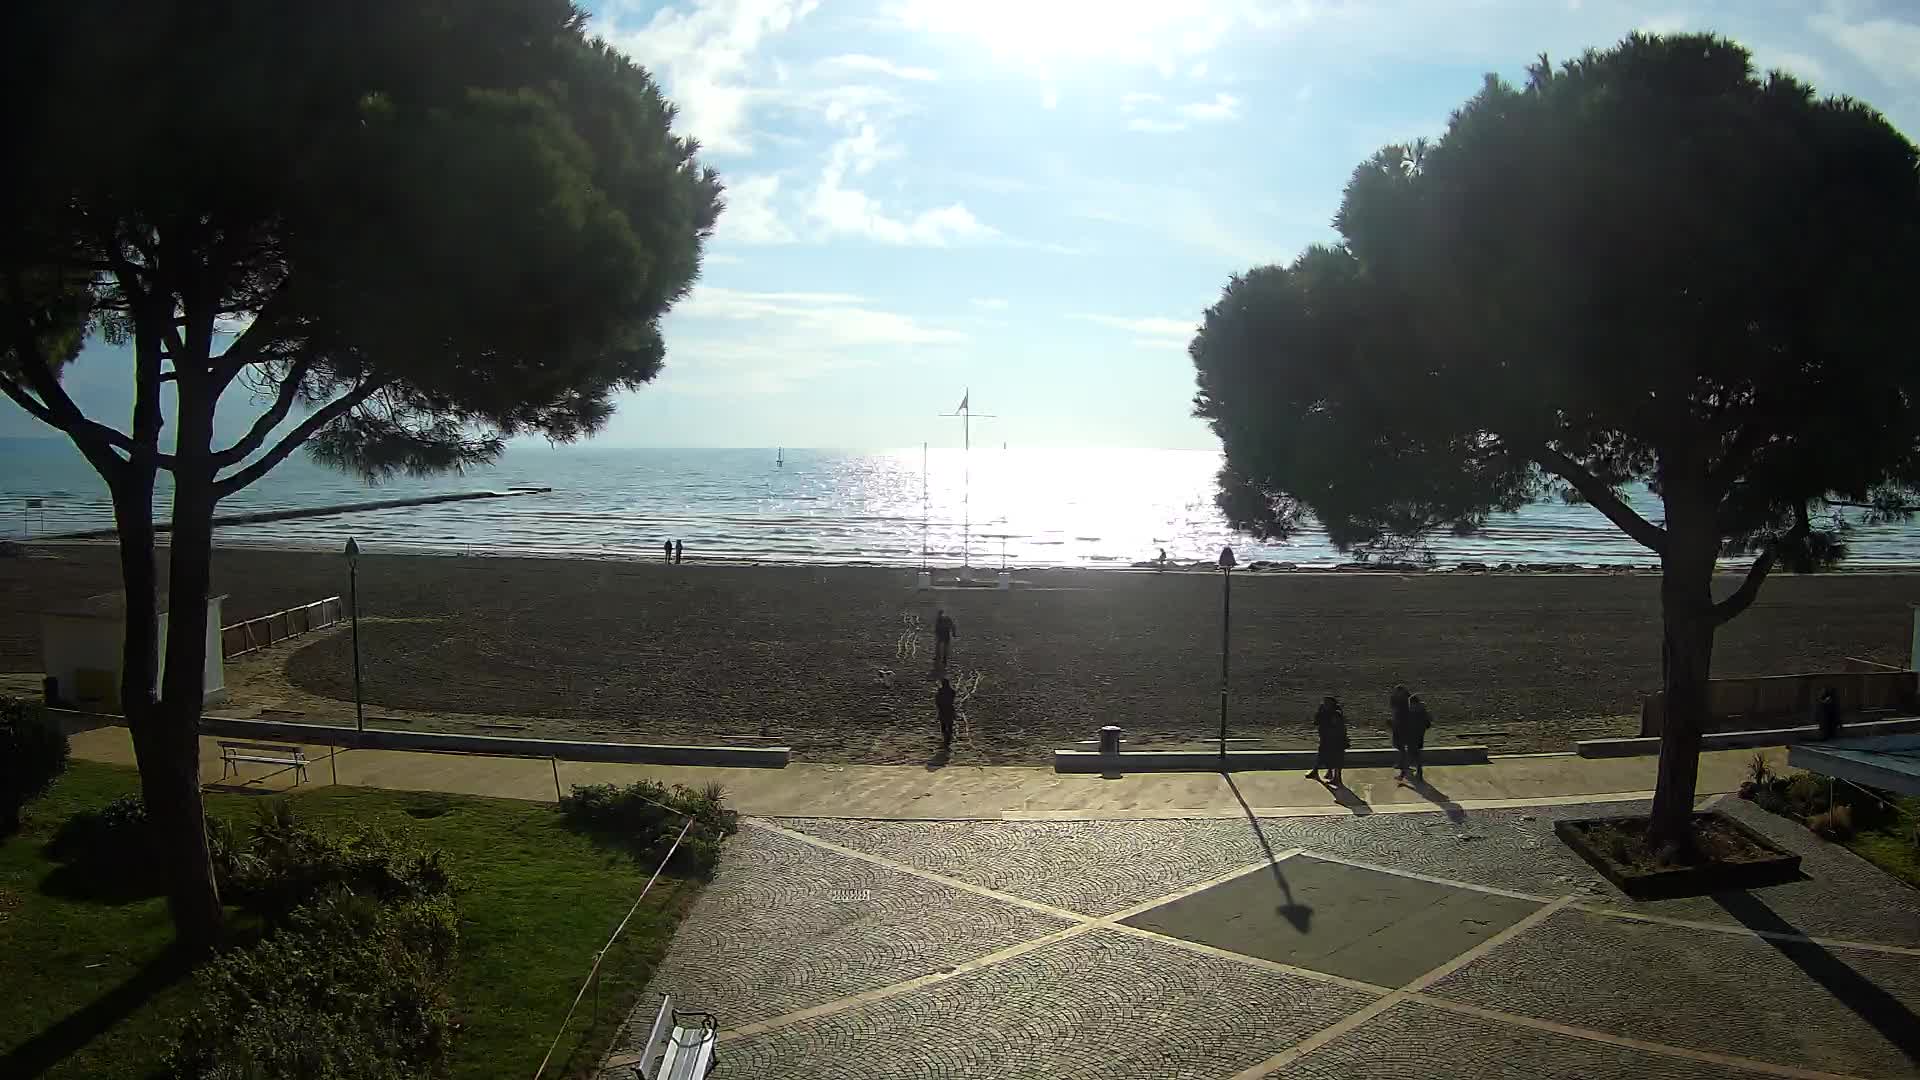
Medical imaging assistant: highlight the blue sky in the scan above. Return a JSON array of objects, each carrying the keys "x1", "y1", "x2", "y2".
[{"x1": 11, "y1": 0, "x2": 1920, "y2": 452}]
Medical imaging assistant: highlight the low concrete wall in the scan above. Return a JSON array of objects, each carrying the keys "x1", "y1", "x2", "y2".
[
  {"x1": 1641, "y1": 669, "x2": 1917, "y2": 736},
  {"x1": 185, "y1": 714, "x2": 785, "y2": 768},
  {"x1": 1578, "y1": 714, "x2": 1920, "y2": 758},
  {"x1": 1054, "y1": 744, "x2": 1489, "y2": 773}
]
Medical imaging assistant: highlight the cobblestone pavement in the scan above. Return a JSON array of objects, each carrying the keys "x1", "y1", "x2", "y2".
[
  {"x1": 610, "y1": 798, "x2": 1920, "y2": 1080},
  {"x1": 1268, "y1": 1000, "x2": 1785, "y2": 1080}
]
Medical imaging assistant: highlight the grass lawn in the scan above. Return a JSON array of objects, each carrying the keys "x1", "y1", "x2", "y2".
[
  {"x1": 1, "y1": 759, "x2": 699, "y2": 1079},
  {"x1": 1843, "y1": 794, "x2": 1920, "y2": 890}
]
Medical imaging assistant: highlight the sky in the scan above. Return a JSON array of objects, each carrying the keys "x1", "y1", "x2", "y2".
[{"x1": 10, "y1": 0, "x2": 1920, "y2": 452}]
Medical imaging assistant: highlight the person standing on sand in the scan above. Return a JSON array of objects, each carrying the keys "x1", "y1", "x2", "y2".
[
  {"x1": 674, "y1": 540, "x2": 684, "y2": 565},
  {"x1": 1307, "y1": 695, "x2": 1348, "y2": 786},
  {"x1": 663, "y1": 540, "x2": 673, "y2": 563},
  {"x1": 1404, "y1": 694, "x2": 1433, "y2": 782},
  {"x1": 1389, "y1": 684, "x2": 1413, "y2": 779},
  {"x1": 1816, "y1": 687, "x2": 1841, "y2": 740},
  {"x1": 932, "y1": 609, "x2": 957, "y2": 672},
  {"x1": 936, "y1": 677, "x2": 957, "y2": 749}
]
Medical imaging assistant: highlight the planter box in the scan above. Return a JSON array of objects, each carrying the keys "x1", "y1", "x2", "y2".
[{"x1": 1555, "y1": 811, "x2": 1803, "y2": 900}]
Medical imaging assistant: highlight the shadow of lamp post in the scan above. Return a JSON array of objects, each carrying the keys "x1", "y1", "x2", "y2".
[
  {"x1": 344, "y1": 537, "x2": 364, "y2": 737},
  {"x1": 1218, "y1": 544, "x2": 1236, "y2": 766}
]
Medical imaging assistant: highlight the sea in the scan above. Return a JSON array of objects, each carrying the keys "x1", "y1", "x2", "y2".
[{"x1": 5, "y1": 439, "x2": 1920, "y2": 569}]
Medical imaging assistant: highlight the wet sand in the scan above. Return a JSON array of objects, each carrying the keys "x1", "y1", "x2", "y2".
[{"x1": 3, "y1": 544, "x2": 1916, "y2": 763}]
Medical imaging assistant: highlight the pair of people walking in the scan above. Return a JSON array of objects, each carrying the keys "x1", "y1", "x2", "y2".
[{"x1": 1306, "y1": 686, "x2": 1435, "y2": 787}]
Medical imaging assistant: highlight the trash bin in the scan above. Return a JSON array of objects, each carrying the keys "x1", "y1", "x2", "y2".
[{"x1": 1099, "y1": 725, "x2": 1123, "y2": 755}]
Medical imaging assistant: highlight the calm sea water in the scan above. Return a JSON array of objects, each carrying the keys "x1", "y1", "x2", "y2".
[{"x1": 5, "y1": 440, "x2": 1919, "y2": 568}]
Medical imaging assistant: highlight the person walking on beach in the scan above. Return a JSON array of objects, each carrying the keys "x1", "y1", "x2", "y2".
[
  {"x1": 1389, "y1": 684, "x2": 1413, "y2": 779},
  {"x1": 1307, "y1": 695, "x2": 1348, "y2": 786},
  {"x1": 936, "y1": 677, "x2": 957, "y2": 750},
  {"x1": 663, "y1": 540, "x2": 673, "y2": 563},
  {"x1": 932, "y1": 609, "x2": 957, "y2": 672},
  {"x1": 1404, "y1": 694, "x2": 1433, "y2": 782},
  {"x1": 673, "y1": 539, "x2": 684, "y2": 565}
]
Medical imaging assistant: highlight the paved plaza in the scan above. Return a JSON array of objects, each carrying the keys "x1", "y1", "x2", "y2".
[{"x1": 609, "y1": 796, "x2": 1920, "y2": 1080}]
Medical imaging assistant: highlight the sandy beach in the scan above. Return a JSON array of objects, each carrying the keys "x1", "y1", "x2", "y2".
[{"x1": 3, "y1": 543, "x2": 1917, "y2": 764}]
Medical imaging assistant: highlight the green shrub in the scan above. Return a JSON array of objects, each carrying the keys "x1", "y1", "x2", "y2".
[
  {"x1": 1, "y1": 696, "x2": 70, "y2": 833},
  {"x1": 231, "y1": 800, "x2": 453, "y2": 928},
  {"x1": 165, "y1": 890, "x2": 459, "y2": 1080},
  {"x1": 559, "y1": 779, "x2": 739, "y2": 876}
]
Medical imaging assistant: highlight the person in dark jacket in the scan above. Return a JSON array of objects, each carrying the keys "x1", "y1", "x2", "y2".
[
  {"x1": 1404, "y1": 695, "x2": 1433, "y2": 782},
  {"x1": 1307, "y1": 695, "x2": 1349, "y2": 786},
  {"x1": 936, "y1": 677, "x2": 958, "y2": 748},
  {"x1": 932, "y1": 609, "x2": 957, "y2": 672},
  {"x1": 1816, "y1": 687, "x2": 1841, "y2": 740},
  {"x1": 663, "y1": 540, "x2": 673, "y2": 563},
  {"x1": 1389, "y1": 685, "x2": 1413, "y2": 779},
  {"x1": 674, "y1": 539, "x2": 684, "y2": 564}
]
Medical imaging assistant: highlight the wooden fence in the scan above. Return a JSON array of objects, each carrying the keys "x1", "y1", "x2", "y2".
[
  {"x1": 1641, "y1": 668, "x2": 1917, "y2": 735},
  {"x1": 221, "y1": 596, "x2": 343, "y2": 659}
]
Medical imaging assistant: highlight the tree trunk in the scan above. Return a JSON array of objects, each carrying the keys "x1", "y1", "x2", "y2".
[
  {"x1": 153, "y1": 389, "x2": 225, "y2": 952},
  {"x1": 1649, "y1": 528, "x2": 1717, "y2": 853},
  {"x1": 113, "y1": 465, "x2": 219, "y2": 949}
]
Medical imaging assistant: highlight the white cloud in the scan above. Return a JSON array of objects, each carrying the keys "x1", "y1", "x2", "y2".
[
  {"x1": 804, "y1": 121, "x2": 999, "y2": 246},
  {"x1": 1178, "y1": 92, "x2": 1241, "y2": 122},
  {"x1": 1121, "y1": 90, "x2": 1241, "y2": 133},
  {"x1": 719, "y1": 174, "x2": 798, "y2": 245},
  {"x1": 1041, "y1": 87, "x2": 1060, "y2": 109},
  {"x1": 1810, "y1": 5, "x2": 1920, "y2": 88},
  {"x1": 1074, "y1": 313, "x2": 1196, "y2": 347},
  {"x1": 666, "y1": 286, "x2": 966, "y2": 392},
  {"x1": 596, "y1": 0, "x2": 818, "y2": 155},
  {"x1": 821, "y1": 53, "x2": 938, "y2": 81},
  {"x1": 970, "y1": 297, "x2": 1010, "y2": 310},
  {"x1": 887, "y1": 0, "x2": 1317, "y2": 70}
]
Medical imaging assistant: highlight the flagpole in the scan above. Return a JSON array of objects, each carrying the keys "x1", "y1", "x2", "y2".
[
  {"x1": 921, "y1": 441, "x2": 929, "y2": 572},
  {"x1": 943, "y1": 390, "x2": 994, "y2": 579}
]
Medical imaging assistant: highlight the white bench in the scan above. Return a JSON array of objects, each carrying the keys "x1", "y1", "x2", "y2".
[
  {"x1": 630, "y1": 995, "x2": 715, "y2": 1080},
  {"x1": 217, "y1": 741, "x2": 309, "y2": 784}
]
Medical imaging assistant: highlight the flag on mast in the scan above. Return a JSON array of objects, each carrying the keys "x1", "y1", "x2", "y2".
[{"x1": 957, "y1": 389, "x2": 968, "y2": 412}]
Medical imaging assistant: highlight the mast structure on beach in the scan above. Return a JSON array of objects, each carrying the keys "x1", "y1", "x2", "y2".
[
  {"x1": 921, "y1": 441, "x2": 929, "y2": 571},
  {"x1": 943, "y1": 390, "x2": 995, "y2": 574}
]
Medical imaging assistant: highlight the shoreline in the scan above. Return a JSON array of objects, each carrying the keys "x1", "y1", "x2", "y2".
[{"x1": 24, "y1": 536, "x2": 1920, "y2": 576}]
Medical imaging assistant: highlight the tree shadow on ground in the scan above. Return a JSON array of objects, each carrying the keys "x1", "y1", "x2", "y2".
[
  {"x1": 1225, "y1": 773, "x2": 1312, "y2": 931},
  {"x1": 39, "y1": 821, "x2": 164, "y2": 905},
  {"x1": 1409, "y1": 777, "x2": 1468, "y2": 823},
  {"x1": 0, "y1": 947, "x2": 191, "y2": 1079},
  {"x1": 1712, "y1": 890, "x2": 1920, "y2": 1065}
]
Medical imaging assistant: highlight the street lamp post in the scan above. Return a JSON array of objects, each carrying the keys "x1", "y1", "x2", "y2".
[
  {"x1": 344, "y1": 537, "x2": 364, "y2": 737},
  {"x1": 1217, "y1": 545, "x2": 1236, "y2": 765}
]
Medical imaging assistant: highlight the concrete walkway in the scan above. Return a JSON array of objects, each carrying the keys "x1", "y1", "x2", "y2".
[{"x1": 69, "y1": 725, "x2": 1767, "y2": 820}]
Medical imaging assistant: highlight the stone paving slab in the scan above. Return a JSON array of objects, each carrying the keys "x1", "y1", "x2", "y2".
[
  {"x1": 1121, "y1": 855, "x2": 1543, "y2": 988},
  {"x1": 779, "y1": 817, "x2": 1269, "y2": 916},
  {"x1": 1270, "y1": 999, "x2": 1783, "y2": 1079},
  {"x1": 619, "y1": 826, "x2": 1073, "y2": 1035},
  {"x1": 713, "y1": 928, "x2": 1377, "y2": 1080},
  {"x1": 1427, "y1": 907, "x2": 1920, "y2": 1078}
]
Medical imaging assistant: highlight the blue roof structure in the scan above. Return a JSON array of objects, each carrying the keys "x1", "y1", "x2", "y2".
[{"x1": 1788, "y1": 734, "x2": 1920, "y2": 796}]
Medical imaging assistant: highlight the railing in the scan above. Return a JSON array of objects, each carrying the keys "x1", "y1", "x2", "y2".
[
  {"x1": 220, "y1": 596, "x2": 343, "y2": 659},
  {"x1": 1640, "y1": 668, "x2": 1917, "y2": 735}
]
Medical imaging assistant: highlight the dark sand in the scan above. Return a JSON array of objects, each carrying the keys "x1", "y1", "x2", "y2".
[{"x1": 3, "y1": 544, "x2": 1916, "y2": 764}]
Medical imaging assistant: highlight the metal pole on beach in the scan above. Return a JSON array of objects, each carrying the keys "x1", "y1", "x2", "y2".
[
  {"x1": 344, "y1": 537, "x2": 365, "y2": 737},
  {"x1": 1217, "y1": 546, "x2": 1236, "y2": 765}
]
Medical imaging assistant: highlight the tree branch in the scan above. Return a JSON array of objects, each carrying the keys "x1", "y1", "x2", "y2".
[
  {"x1": 212, "y1": 380, "x2": 383, "y2": 499},
  {"x1": 1534, "y1": 445, "x2": 1669, "y2": 555},
  {"x1": 210, "y1": 354, "x2": 312, "y2": 467},
  {"x1": 3, "y1": 312, "x2": 142, "y2": 461},
  {"x1": 1712, "y1": 505, "x2": 1810, "y2": 626}
]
